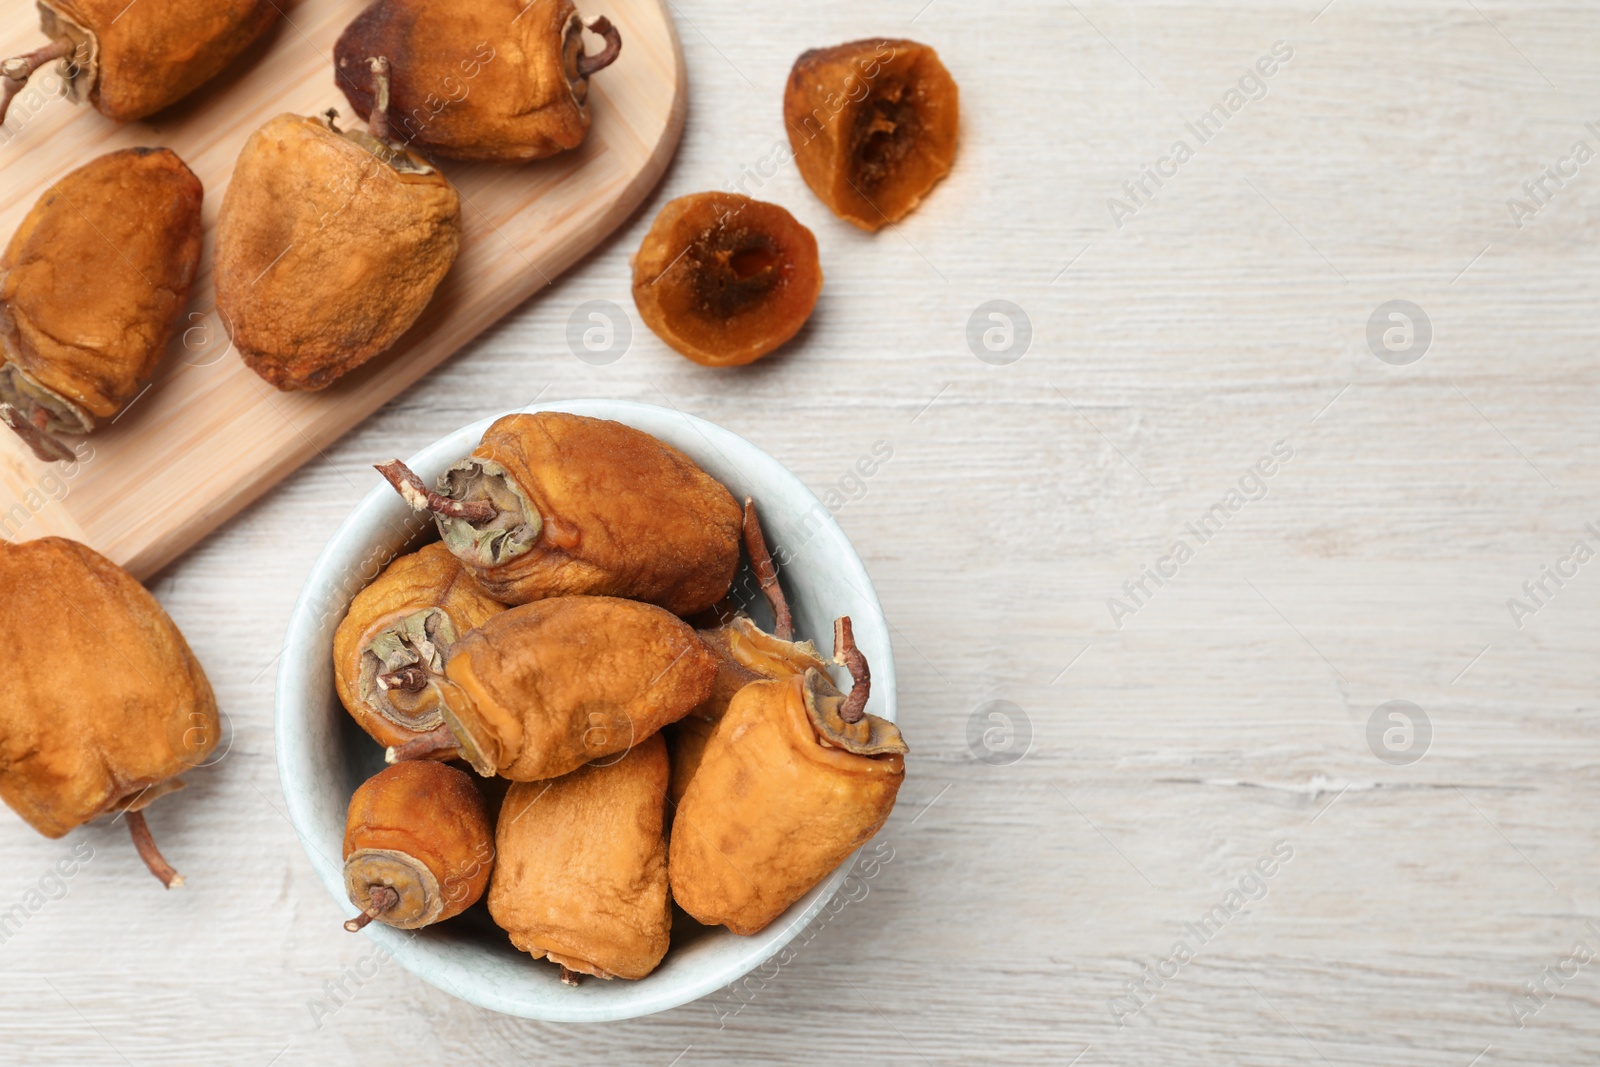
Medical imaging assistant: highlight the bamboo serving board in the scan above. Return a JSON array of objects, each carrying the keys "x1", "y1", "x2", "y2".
[{"x1": 0, "y1": 0, "x2": 684, "y2": 578}]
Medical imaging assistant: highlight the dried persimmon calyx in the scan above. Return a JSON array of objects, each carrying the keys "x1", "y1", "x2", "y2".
[
  {"x1": 360, "y1": 607, "x2": 452, "y2": 710},
  {"x1": 803, "y1": 669, "x2": 908, "y2": 756},
  {"x1": 434, "y1": 458, "x2": 543, "y2": 567},
  {"x1": 344, "y1": 848, "x2": 445, "y2": 928},
  {"x1": 0, "y1": 365, "x2": 90, "y2": 436},
  {"x1": 334, "y1": 541, "x2": 504, "y2": 754},
  {"x1": 32, "y1": 3, "x2": 95, "y2": 103},
  {"x1": 784, "y1": 39, "x2": 959, "y2": 230}
]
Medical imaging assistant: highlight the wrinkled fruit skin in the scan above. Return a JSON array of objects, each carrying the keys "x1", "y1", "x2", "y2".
[
  {"x1": 784, "y1": 39, "x2": 958, "y2": 231},
  {"x1": 334, "y1": 0, "x2": 593, "y2": 162},
  {"x1": 39, "y1": 0, "x2": 279, "y2": 122},
  {"x1": 343, "y1": 761, "x2": 493, "y2": 928},
  {"x1": 333, "y1": 542, "x2": 505, "y2": 752},
  {"x1": 632, "y1": 192, "x2": 822, "y2": 367},
  {"x1": 488, "y1": 735, "x2": 670, "y2": 980},
  {"x1": 0, "y1": 537, "x2": 217, "y2": 838},
  {"x1": 437, "y1": 595, "x2": 716, "y2": 781},
  {"x1": 669, "y1": 674, "x2": 904, "y2": 936},
  {"x1": 666, "y1": 616, "x2": 827, "y2": 808},
  {"x1": 214, "y1": 113, "x2": 461, "y2": 391},
  {"x1": 0, "y1": 147, "x2": 202, "y2": 430},
  {"x1": 442, "y1": 412, "x2": 741, "y2": 614}
]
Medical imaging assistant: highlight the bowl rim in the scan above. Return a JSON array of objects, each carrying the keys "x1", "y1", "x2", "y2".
[{"x1": 273, "y1": 399, "x2": 896, "y2": 1021}]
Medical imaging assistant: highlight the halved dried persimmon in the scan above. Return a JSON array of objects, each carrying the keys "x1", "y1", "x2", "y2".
[
  {"x1": 784, "y1": 39, "x2": 958, "y2": 231},
  {"x1": 631, "y1": 192, "x2": 822, "y2": 368}
]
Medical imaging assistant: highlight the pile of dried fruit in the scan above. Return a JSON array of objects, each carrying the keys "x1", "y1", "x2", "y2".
[
  {"x1": 0, "y1": 11, "x2": 950, "y2": 992},
  {"x1": 335, "y1": 412, "x2": 908, "y2": 982}
]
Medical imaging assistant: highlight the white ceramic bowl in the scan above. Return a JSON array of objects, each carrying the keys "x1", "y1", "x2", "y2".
[{"x1": 274, "y1": 399, "x2": 896, "y2": 1021}]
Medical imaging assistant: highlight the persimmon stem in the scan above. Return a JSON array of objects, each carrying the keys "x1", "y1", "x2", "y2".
[
  {"x1": 742, "y1": 497, "x2": 794, "y2": 640},
  {"x1": 375, "y1": 460, "x2": 497, "y2": 523},
  {"x1": 344, "y1": 884, "x2": 400, "y2": 932},
  {"x1": 576, "y1": 17, "x2": 622, "y2": 78},
  {"x1": 0, "y1": 402, "x2": 75, "y2": 463},
  {"x1": 385, "y1": 724, "x2": 460, "y2": 763},
  {"x1": 0, "y1": 37, "x2": 74, "y2": 126},
  {"x1": 366, "y1": 56, "x2": 392, "y2": 143},
  {"x1": 378, "y1": 665, "x2": 428, "y2": 692},
  {"x1": 125, "y1": 809, "x2": 184, "y2": 889},
  {"x1": 832, "y1": 617, "x2": 870, "y2": 724}
]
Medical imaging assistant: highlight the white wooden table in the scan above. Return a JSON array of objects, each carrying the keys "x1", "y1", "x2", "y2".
[{"x1": 3, "y1": 1, "x2": 1597, "y2": 1063}]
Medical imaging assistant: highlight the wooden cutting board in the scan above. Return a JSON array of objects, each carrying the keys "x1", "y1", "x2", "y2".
[{"x1": 0, "y1": 0, "x2": 684, "y2": 578}]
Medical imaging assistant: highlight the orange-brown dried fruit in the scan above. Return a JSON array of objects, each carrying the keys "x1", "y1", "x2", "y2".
[
  {"x1": 333, "y1": 542, "x2": 506, "y2": 758},
  {"x1": 214, "y1": 86, "x2": 461, "y2": 391},
  {"x1": 488, "y1": 734, "x2": 670, "y2": 981},
  {"x1": 632, "y1": 192, "x2": 822, "y2": 367},
  {"x1": 333, "y1": 0, "x2": 622, "y2": 163},
  {"x1": 784, "y1": 39, "x2": 958, "y2": 231},
  {"x1": 666, "y1": 498, "x2": 827, "y2": 807},
  {"x1": 0, "y1": 147, "x2": 202, "y2": 463},
  {"x1": 0, "y1": 0, "x2": 279, "y2": 124},
  {"x1": 342, "y1": 761, "x2": 494, "y2": 931},
  {"x1": 0, "y1": 537, "x2": 218, "y2": 889},
  {"x1": 669, "y1": 619, "x2": 906, "y2": 935},
  {"x1": 377, "y1": 412, "x2": 741, "y2": 615},
  {"x1": 392, "y1": 595, "x2": 716, "y2": 781}
]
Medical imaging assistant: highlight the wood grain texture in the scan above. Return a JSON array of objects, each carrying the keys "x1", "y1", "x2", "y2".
[
  {"x1": 0, "y1": 0, "x2": 685, "y2": 578},
  {"x1": 2, "y1": 0, "x2": 1600, "y2": 1064}
]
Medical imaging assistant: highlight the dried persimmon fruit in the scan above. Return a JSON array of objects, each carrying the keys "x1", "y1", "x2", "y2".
[
  {"x1": 631, "y1": 192, "x2": 823, "y2": 367},
  {"x1": 488, "y1": 735, "x2": 670, "y2": 982},
  {"x1": 342, "y1": 761, "x2": 494, "y2": 931},
  {"x1": 0, "y1": 0, "x2": 279, "y2": 124},
  {"x1": 669, "y1": 618, "x2": 907, "y2": 935},
  {"x1": 0, "y1": 537, "x2": 218, "y2": 889},
  {"x1": 784, "y1": 39, "x2": 958, "y2": 231},
  {"x1": 333, "y1": 542, "x2": 505, "y2": 758},
  {"x1": 214, "y1": 63, "x2": 460, "y2": 391},
  {"x1": 376, "y1": 412, "x2": 741, "y2": 615},
  {"x1": 0, "y1": 147, "x2": 202, "y2": 463},
  {"x1": 388, "y1": 595, "x2": 717, "y2": 781},
  {"x1": 666, "y1": 497, "x2": 827, "y2": 807},
  {"x1": 333, "y1": 0, "x2": 621, "y2": 162}
]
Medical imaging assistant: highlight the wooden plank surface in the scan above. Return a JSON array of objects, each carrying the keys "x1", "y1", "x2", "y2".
[
  {"x1": 0, "y1": 0, "x2": 685, "y2": 577},
  {"x1": 3, "y1": 0, "x2": 1600, "y2": 1064}
]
